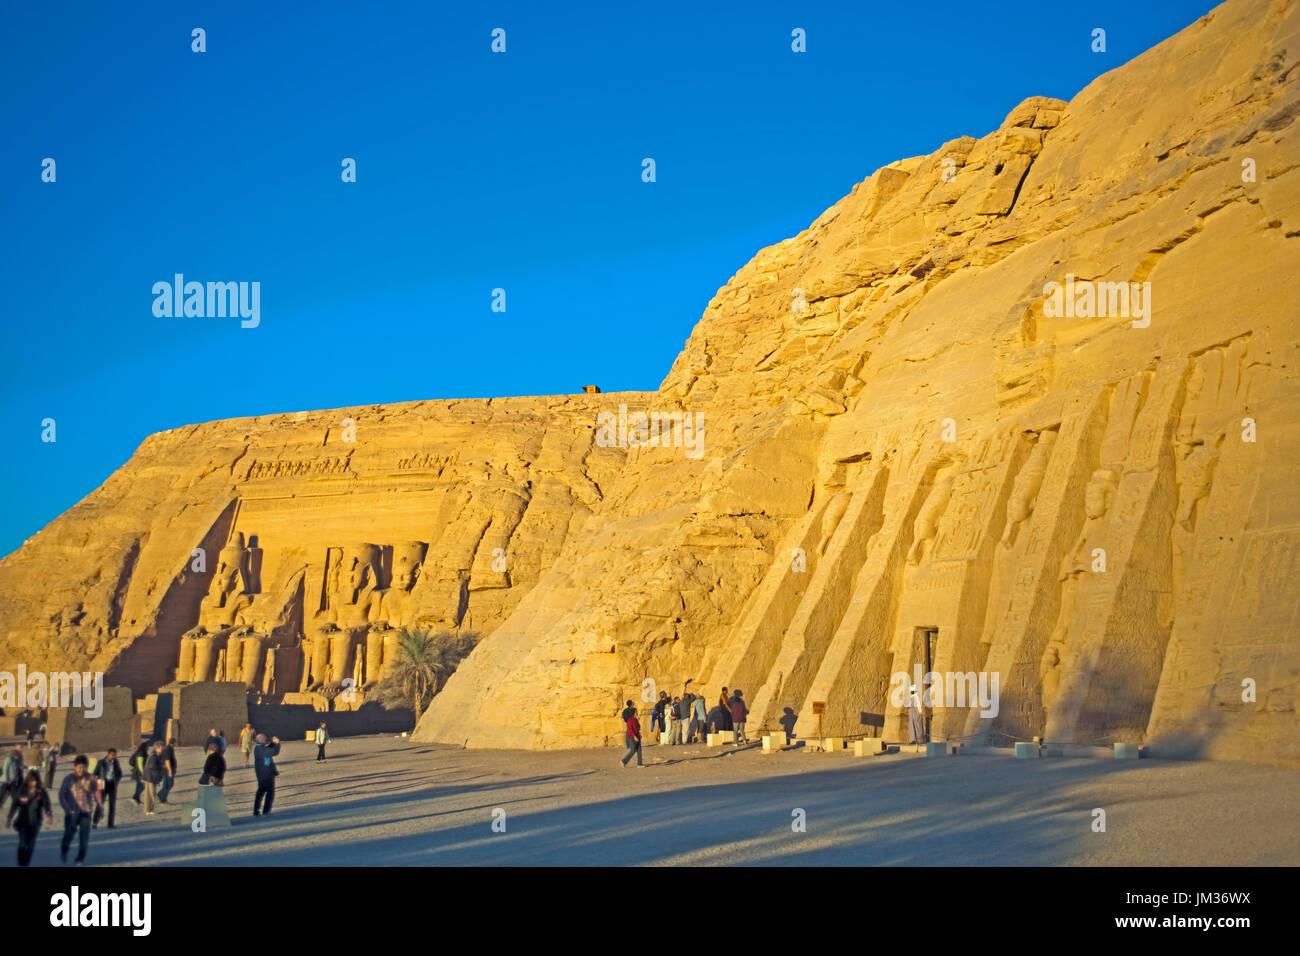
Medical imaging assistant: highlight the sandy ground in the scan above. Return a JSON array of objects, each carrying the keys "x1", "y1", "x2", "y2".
[{"x1": 6, "y1": 735, "x2": 1297, "y2": 866}]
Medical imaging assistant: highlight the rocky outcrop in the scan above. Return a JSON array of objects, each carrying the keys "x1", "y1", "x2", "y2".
[
  {"x1": 0, "y1": 394, "x2": 651, "y2": 696},
  {"x1": 3, "y1": 0, "x2": 1297, "y2": 765},
  {"x1": 416, "y1": 0, "x2": 1300, "y2": 763}
]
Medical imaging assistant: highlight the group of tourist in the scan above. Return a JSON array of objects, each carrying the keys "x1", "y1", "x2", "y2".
[
  {"x1": 619, "y1": 687, "x2": 751, "y2": 767},
  {"x1": 0, "y1": 720, "x2": 294, "y2": 866}
]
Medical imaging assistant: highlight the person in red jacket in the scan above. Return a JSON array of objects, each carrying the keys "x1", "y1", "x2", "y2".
[
  {"x1": 730, "y1": 690, "x2": 750, "y2": 744},
  {"x1": 620, "y1": 702, "x2": 643, "y2": 768}
]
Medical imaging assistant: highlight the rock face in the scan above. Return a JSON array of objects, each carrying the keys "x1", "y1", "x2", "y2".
[
  {"x1": 416, "y1": 0, "x2": 1300, "y2": 763},
  {"x1": 2, "y1": 0, "x2": 1297, "y2": 764},
  {"x1": 0, "y1": 395, "x2": 650, "y2": 698}
]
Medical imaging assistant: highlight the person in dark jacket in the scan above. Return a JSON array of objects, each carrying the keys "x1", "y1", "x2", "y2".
[
  {"x1": 717, "y1": 688, "x2": 733, "y2": 731},
  {"x1": 1, "y1": 748, "x2": 25, "y2": 810},
  {"x1": 42, "y1": 744, "x2": 58, "y2": 788},
  {"x1": 129, "y1": 739, "x2": 150, "y2": 803},
  {"x1": 620, "y1": 706, "x2": 643, "y2": 767},
  {"x1": 157, "y1": 739, "x2": 177, "y2": 803},
  {"x1": 58, "y1": 755, "x2": 101, "y2": 865},
  {"x1": 8, "y1": 770, "x2": 53, "y2": 866},
  {"x1": 650, "y1": 691, "x2": 668, "y2": 736},
  {"x1": 200, "y1": 741, "x2": 226, "y2": 785},
  {"x1": 730, "y1": 689, "x2": 750, "y2": 744},
  {"x1": 92, "y1": 749, "x2": 122, "y2": 828},
  {"x1": 252, "y1": 734, "x2": 281, "y2": 816},
  {"x1": 143, "y1": 741, "x2": 165, "y2": 815}
]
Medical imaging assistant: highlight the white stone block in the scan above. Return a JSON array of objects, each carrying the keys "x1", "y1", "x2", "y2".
[
  {"x1": 1015, "y1": 742, "x2": 1041, "y2": 759},
  {"x1": 853, "y1": 739, "x2": 885, "y2": 757}
]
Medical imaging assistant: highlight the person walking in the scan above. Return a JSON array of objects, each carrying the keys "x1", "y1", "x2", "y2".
[
  {"x1": 314, "y1": 722, "x2": 330, "y2": 762},
  {"x1": 142, "y1": 741, "x2": 165, "y2": 815},
  {"x1": 58, "y1": 755, "x2": 101, "y2": 865},
  {"x1": 239, "y1": 723, "x2": 255, "y2": 767},
  {"x1": 252, "y1": 734, "x2": 281, "y2": 817},
  {"x1": 620, "y1": 705, "x2": 643, "y2": 768},
  {"x1": 42, "y1": 743, "x2": 58, "y2": 788},
  {"x1": 158, "y1": 738, "x2": 177, "y2": 803},
  {"x1": 1, "y1": 747, "x2": 25, "y2": 810},
  {"x1": 730, "y1": 689, "x2": 750, "y2": 744},
  {"x1": 8, "y1": 770, "x2": 52, "y2": 866},
  {"x1": 130, "y1": 738, "x2": 150, "y2": 803},
  {"x1": 92, "y1": 749, "x2": 122, "y2": 829}
]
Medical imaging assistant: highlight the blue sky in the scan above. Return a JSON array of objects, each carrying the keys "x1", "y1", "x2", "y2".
[{"x1": 0, "y1": 0, "x2": 1217, "y2": 556}]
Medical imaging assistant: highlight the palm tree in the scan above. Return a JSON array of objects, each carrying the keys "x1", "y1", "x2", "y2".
[{"x1": 376, "y1": 627, "x2": 479, "y2": 728}]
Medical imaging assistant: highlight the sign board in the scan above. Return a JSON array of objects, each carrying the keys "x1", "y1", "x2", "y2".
[{"x1": 811, "y1": 701, "x2": 826, "y2": 715}]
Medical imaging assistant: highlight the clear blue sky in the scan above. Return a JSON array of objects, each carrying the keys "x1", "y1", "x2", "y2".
[{"x1": 0, "y1": 0, "x2": 1217, "y2": 557}]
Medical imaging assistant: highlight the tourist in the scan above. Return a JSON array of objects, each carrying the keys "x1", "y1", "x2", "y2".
[
  {"x1": 664, "y1": 697, "x2": 677, "y2": 745},
  {"x1": 217, "y1": 729, "x2": 228, "y2": 754},
  {"x1": 58, "y1": 755, "x2": 101, "y2": 865},
  {"x1": 239, "y1": 723, "x2": 256, "y2": 767},
  {"x1": 706, "y1": 702, "x2": 727, "y2": 735},
  {"x1": 650, "y1": 691, "x2": 668, "y2": 737},
  {"x1": 619, "y1": 699, "x2": 634, "y2": 721},
  {"x1": 8, "y1": 770, "x2": 52, "y2": 866},
  {"x1": 92, "y1": 748, "x2": 122, "y2": 828},
  {"x1": 730, "y1": 690, "x2": 749, "y2": 744},
  {"x1": 620, "y1": 705, "x2": 643, "y2": 768},
  {"x1": 908, "y1": 685, "x2": 925, "y2": 743},
  {"x1": 315, "y1": 722, "x2": 330, "y2": 762},
  {"x1": 718, "y1": 688, "x2": 734, "y2": 731},
  {"x1": 158, "y1": 738, "x2": 178, "y2": 803},
  {"x1": 43, "y1": 743, "x2": 58, "y2": 788},
  {"x1": 206, "y1": 728, "x2": 227, "y2": 756},
  {"x1": 200, "y1": 740, "x2": 226, "y2": 785},
  {"x1": 143, "y1": 741, "x2": 165, "y2": 815},
  {"x1": 252, "y1": 734, "x2": 281, "y2": 816},
  {"x1": 690, "y1": 693, "x2": 707, "y2": 743},
  {"x1": 1, "y1": 747, "x2": 25, "y2": 810},
  {"x1": 671, "y1": 697, "x2": 686, "y2": 745},
  {"x1": 129, "y1": 738, "x2": 150, "y2": 803}
]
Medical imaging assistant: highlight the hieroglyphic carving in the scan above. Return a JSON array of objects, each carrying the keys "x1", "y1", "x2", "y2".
[{"x1": 245, "y1": 457, "x2": 350, "y2": 480}]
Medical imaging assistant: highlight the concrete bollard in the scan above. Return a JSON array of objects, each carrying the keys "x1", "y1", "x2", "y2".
[
  {"x1": 762, "y1": 733, "x2": 788, "y2": 751},
  {"x1": 823, "y1": 737, "x2": 845, "y2": 752},
  {"x1": 707, "y1": 733, "x2": 721, "y2": 747},
  {"x1": 1114, "y1": 742, "x2": 1139, "y2": 759},
  {"x1": 853, "y1": 739, "x2": 886, "y2": 757},
  {"x1": 1015, "y1": 742, "x2": 1041, "y2": 759},
  {"x1": 925, "y1": 741, "x2": 948, "y2": 757}
]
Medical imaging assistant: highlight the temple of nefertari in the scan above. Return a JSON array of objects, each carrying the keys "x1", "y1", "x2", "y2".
[{"x1": 1, "y1": 0, "x2": 1298, "y2": 763}]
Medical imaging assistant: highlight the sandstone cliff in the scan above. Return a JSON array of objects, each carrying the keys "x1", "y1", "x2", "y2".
[
  {"x1": 2, "y1": 0, "x2": 1297, "y2": 764},
  {"x1": 415, "y1": 0, "x2": 1300, "y2": 762},
  {"x1": 0, "y1": 395, "x2": 651, "y2": 696}
]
